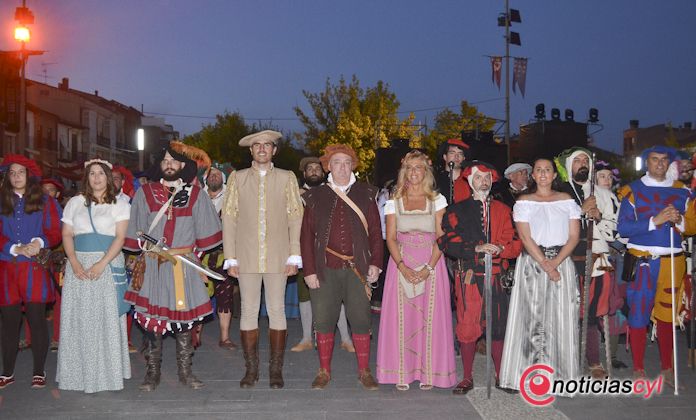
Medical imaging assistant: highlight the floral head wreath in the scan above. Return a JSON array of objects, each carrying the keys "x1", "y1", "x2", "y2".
[
  {"x1": 400, "y1": 150, "x2": 432, "y2": 167},
  {"x1": 84, "y1": 158, "x2": 113, "y2": 169}
]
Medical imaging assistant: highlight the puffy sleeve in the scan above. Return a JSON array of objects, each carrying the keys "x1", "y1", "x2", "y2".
[
  {"x1": 113, "y1": 199, "x2": 131, "y2": 222},
  {"x1": 193, "y1": 187, "x2": 223, "y2": 252},
  {"x1": 383, "y1": 199, "x2": 396, "y2": 215},
  {"x1": 40, "y1": 196, "x2": 63, "y2": 248},
  {"x1": 566, "y1": 199, "x2": 582, "y2": 219},
  {"x1": 433, "y1": 194, "x2": 447, "y2": 211},
  {"x1": 61, "y1": 196, "x2": 80, "y2": 226},
  {"x1": 513, "y1": 200, "x2": 531, "y2": 223},
  {"x1": 124, "y1": 187, "x2": 148, "y2": 252}
]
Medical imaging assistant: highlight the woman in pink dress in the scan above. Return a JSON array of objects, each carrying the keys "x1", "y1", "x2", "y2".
[{"x1": 376, "y1": 150, "x2": 457, "y2": 390}]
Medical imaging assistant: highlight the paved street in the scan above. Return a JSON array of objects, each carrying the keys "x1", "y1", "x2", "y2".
[{"x1": 1, "y1": 311, "x2": 694, "y2": 419}]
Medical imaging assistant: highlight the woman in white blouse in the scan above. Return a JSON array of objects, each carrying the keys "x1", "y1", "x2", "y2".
[
  {"x1": 499, "y1": 158, "x2": 581, "y2": 394},
  {"x1": 56, "y1": 159, "x2": 131, "y2": 393}
]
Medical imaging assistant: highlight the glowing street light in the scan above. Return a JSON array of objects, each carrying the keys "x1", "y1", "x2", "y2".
[
  {"x1": 635, "y1": 156, "x2": 642, "y2": 172},
  {"x1": 137, "y1": 128, "x2": 145, "y2": 171},
  {"x1": 14, "y1": 26, "x2": 30, "y2": 43}
]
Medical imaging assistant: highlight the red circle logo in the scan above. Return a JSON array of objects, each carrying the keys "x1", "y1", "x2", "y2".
[{"x1": 519, "y1": 364, "x2": 555, "y2": 406}]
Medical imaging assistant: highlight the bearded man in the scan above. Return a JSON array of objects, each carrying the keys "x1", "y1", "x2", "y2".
[
  {"x1": 123, "y1": 142, "x2": 222, "y2": 391},
  {"x1": 438, "y1": 161, "x2": 521, "y2": 395}
]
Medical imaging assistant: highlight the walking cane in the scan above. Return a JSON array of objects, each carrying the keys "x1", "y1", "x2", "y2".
[
  {"x1": 580, "y1": 153, "x2": 597, "y2": 372},
  {"x1": 690, "y1": 237, "x2": 696, "y2": 371},
  {"x1": 669, "y1": 225, "x2": 679, "y2": 395}
]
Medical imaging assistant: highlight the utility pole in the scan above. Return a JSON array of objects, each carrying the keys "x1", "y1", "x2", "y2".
[{"x1": 504, "y1": 0, "x2": 510, "y2": 166}]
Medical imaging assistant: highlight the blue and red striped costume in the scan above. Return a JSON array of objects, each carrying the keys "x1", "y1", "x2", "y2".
[
  {"x1": 618, "y1": 176, "x2": 694, "y2": 372},
  {"x1": 0, "y1": 194, "x2": 63, "y2": 306}
]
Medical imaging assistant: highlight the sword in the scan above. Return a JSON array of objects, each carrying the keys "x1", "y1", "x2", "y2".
[
  {"x1": 484, "y1": 252, "x2": 493, "y2": 399},
  {"x1": 137, "y1": 232, "x2": 226, "y2": 281},
  {"x1": 691, "y1": 237, "x2": 696, "y2": 371},
  {"x1": 484, "y1": 195, "x2": 493, "y2": 399}
]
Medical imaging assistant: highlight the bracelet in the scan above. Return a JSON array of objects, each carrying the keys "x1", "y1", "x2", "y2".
[
  {"x1": 396, "y1": 260, "x2": 404, "y2": 267},
  {"x1": 424, "y1": 263, "x2": 434, "y2": 273}
]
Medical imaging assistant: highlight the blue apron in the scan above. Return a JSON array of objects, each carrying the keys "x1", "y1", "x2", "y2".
[{"x1": 73, "y1": 206, "x2": 129, "y2": 316}]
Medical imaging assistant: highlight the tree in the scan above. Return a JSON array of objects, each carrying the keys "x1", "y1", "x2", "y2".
[
  {"x1": 294, "y1": 75, "x2": 420, "y2": 175},
  {"x1": 421, "y1": 101, "x2": 497, "y2": 157},
  {"x1": 183, "y1": 112, "x2": 253, "y2": 169},
  {"x1": 182, "y1": 111, "x2": 303, "y2": 174}
]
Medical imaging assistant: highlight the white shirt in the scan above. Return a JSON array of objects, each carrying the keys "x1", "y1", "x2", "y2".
[
  {"x1": 384, "y1": 194, "x2": 447, "y2": 215},
  {"x1": 62, "y1": 194, "x2": 130, "y2": 236},
  {"x1": 513, "y1": 199, "x2": 581, "y2": 247}
]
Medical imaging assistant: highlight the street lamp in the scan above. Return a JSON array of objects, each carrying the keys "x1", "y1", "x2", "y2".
[
  {"x1": 14, "y1": 1, "x2": 35, "y2": 156},
  {"x1": 14, "y1": 26, "x2": 30, "y2": 42},
  {"x1": 635, "y1": 156, "x2": 642, "y2": 172},
  {"x1": 137, "y1": 128, "x2": 145, "y2": 171}
]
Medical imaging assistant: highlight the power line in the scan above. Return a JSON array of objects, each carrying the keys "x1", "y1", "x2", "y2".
[{"x1": 143, "y1": 97, "x2": 506, "y2": 122}]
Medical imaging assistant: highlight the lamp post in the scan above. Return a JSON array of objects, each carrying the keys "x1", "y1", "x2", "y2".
[
  {"x1": 137, "y1": 128, "x2": 145, "y2": 171},
  {"x1": 14, "y1": 1, "x2": 35, "y2": 156}
]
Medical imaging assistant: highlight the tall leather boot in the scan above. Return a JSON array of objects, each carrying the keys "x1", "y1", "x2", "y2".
[
  {"x1": 269, "y1": 329, "x2": 287, "y2": 389},
  {"x1": 175, "y1": 330, "x2": 204, "y2": 389},
  {"x1": 240, "y1": 329, "x2": 259, "y2": 388},
  {"x1": 139, "y1": 334, "x2": 162, "y2": 392}
]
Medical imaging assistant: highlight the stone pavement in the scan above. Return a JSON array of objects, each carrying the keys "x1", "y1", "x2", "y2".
[{"x1": 0, "y1": 313, "x2": 694, "y2": 419}]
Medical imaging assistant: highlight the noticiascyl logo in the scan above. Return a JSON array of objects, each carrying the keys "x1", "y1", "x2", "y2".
[
  {"x1": 518, "y1": 363, "x2": 664, "y2": 406},
  {"x1": 519, "y1": 364, "x2": 555, "y2": 406}
]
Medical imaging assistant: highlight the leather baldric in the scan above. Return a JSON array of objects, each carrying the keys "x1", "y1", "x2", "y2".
[{"x1": 330, "y1": 185, "x2": 368, "y2": 235}]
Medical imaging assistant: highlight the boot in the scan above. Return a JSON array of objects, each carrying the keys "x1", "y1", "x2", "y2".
[
  {"x1": 269, "y1": 329, "x2": 287, "y2": 389},
  {"x1": 139, "y1": 334, "x2": 162, "y2": 392},
  {"x1": 240, "y1": 329, "x2": 259, "y2": 388},
  {"x1": 175, "y1": 331, "x2": 204, "y2": 389}
]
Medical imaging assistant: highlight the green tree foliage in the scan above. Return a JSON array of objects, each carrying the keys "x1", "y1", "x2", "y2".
[
  {"x1": 182, "y1": 111, "x2": 302, "y2": 173},
  {"x1": 294, "y1": 75, "x2": 419, "y2": 175},
  {"x1": 183, "y1": 112, "x2": 253, "y2": 169},
  {"x1": 421, "y1": 101, "x2": 497, "y2": 157}
]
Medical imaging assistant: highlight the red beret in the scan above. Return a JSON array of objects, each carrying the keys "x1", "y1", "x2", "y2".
[
  {"x1": 112, "y1": 165, "x2": 135, "y2": 198},
  {"x1": 446, "y1": 138, "x2": 470, "y2": 150},
  {"x1": 40, "y1": 178, "x2": 65, "y2": 192},
  {"x1": 0, "y1": 154, "x2": 42, "y2": 178},
  {"x1": 320, "y1": 144, "x2": 360, "y2": 172},
  {"x1": 462, "y1": 161, "x2": 500, "y2": 183}
]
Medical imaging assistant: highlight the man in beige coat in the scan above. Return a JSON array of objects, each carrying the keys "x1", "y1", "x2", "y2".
[{"x1": 222, "y1": 130, "x2": 303, "y2": 389}]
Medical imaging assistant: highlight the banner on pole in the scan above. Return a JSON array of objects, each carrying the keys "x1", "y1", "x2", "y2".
[
  {"x1": 491, "y1": 56, "x2": 502, "y2": 90},
  {"x1": 513, "y1": 57, "x2": 528, "y2": 97}
]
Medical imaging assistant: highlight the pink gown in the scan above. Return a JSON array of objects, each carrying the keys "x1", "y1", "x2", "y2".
[{"x1": 376, "y1": 195, "x2": 457, "y2": 388}]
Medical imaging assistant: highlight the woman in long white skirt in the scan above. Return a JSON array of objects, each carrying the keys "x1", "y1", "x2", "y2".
[
  {"x1": 499, "y1": 158, "x2": 581, "y2": 395},
  {"x1": 56, "y1": 160, "x2": 131, "y2": 393}
]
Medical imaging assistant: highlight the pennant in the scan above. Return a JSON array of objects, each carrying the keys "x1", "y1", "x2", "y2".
[
  {"x1": 490, "y1": 56, "x2": 502, "y2": 90},
  {"x1": 512, "y1": 57, "x2": 528, "y2": 97}
]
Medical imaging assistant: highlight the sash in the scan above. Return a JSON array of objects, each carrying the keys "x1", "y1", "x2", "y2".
[
  {"x1": 330, "y1": 185, "x2": 368, "y2": 235},
  {"x1": 85, "y1": 206, "x2": 130, "y2": 316}
]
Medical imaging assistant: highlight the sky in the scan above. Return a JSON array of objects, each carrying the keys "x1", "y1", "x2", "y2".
[{"x1": 1, "y1": 0, "x2": 695, "y2": 154}]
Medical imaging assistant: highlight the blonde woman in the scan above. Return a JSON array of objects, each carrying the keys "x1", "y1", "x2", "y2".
[{"x1": 376, "y1": 150, "x2": 457, "y2": 390}]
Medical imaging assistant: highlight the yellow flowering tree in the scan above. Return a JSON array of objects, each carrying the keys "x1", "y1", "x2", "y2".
[
  {"x1": 294, "y1": 75, "x2": 419, "y2": 176},
  {"x1": 421, "y1": 101, "x2": 497, "y2": 157}
]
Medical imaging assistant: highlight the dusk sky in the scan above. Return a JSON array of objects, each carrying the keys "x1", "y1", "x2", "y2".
[{"x1": 1, "y1": 0, "x2": 695, "y2": 153}]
